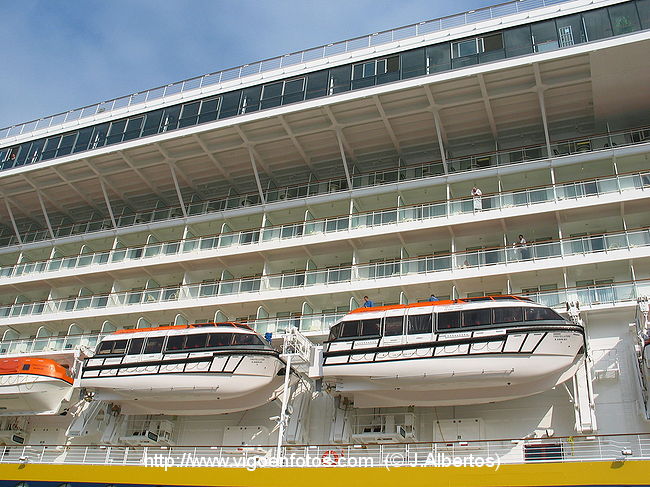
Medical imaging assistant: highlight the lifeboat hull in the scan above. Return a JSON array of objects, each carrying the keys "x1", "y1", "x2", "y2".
[
  {"x1": 81, "y1": 352, "x2": 287, "y2": 415},
  {"x1": 322, "y1": 328, "x2": 585, "y2": 407},
  {"x1": 0, "y1": 374, "x2": 73, "y2": 415}
]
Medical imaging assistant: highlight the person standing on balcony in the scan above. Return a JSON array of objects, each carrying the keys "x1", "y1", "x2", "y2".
[
  {"x1": 362, "y1": 296, "x2": 375, "y2": 308},
  {"x1": 471, "y1": 186, "x2": 483, "y2": 211},
  {"x1": 515, "y1": 234, "x2": 531, "y2": 260}
]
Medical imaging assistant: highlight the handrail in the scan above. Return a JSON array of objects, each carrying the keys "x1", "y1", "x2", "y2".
[
  {"x1": 1, "y1": 277, "x2": 648, "y2": 352},
  {"x1": 1, "y1": 432, "x2": 649, "y2": 467},
  {"x1": 1, "y1": 226, "x2": 648, "y2": 323},
  {"x1": 1, "y1": 168, "x2": 647, "y2": 282},
  {"x1": 1, "y1": 123, "x2": 649, "y2": 249},
  {"x1": 0, "y1": 0, "x2": 579, "y2": 143}
]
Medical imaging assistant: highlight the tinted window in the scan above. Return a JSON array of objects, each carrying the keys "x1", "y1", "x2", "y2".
[
  {"x1": 639, "y1": 0, "x2": 650, "y2": 29},
  {"x1": 504, "y1": 25, "x2": 533, "y2": 57},
  {"x1": 583, "y1": 8, "x2": 613, "y2": 40},
  {"x1": 233, "y1": 334, "x2": 263, "y2": 346},
  {"x1": 207, "y1": 333, "x2": 233, "y2": 347},
  {"x1": 462, "y1": 309, "x2": 491, "y2": 328},
  {"x1": 437, "y1": 311, "x2": 461, "y2": 330},
  {"x1": 97, "y1": 340, "x2": 115, "y2": 355},
  {"x1": 608, "y1": 3, "x2": 641, "y2": 35},
  {"x1": 384, "y1": 316, "x2": 404, "y2": 336},
  {"x1": 525, "y1": 307, "x2": 564, "y2": 321},
  {"x1": 165, "y1": 335, "x2": 185, "y2": 351},
  {"x1": 340, "y1": 321, "x2": 361, "y2": 338},
  {"x1": 305, "y1": 70, "x2": 328, "y2": 99},
  {"x1": 186, "y1": 333, "x2": 208, "y2": 349},
  {"x1": 493, "y1": 307, "x2": 524, "y2": 324},
  {"x1": 408, "y1": 313, "x2": 432, "y2": 334},
  {"x1": 127, "y1": 337, "x2": 145, "y2": 354},
  {"x1": 143, "y1": 336, "x2": 165, "y2": 354},
  {"x1": 426, "y1": 43, "x2": 451, "y2": 73},
  {"x1": 361, "y1": 319, "x2": 381, "y2": 336},
  {"x1": 328, "y1": 323, "x2": 342, "y2": 341}
]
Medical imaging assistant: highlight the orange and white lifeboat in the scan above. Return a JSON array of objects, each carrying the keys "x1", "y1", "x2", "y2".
[
  {"x1": 80, "y1": 322, "x2": 289, "y2": 415},
  {"x1": 0, "y1": 357, "x2": 74, "y2": 415},
  {"x1": 315, "y1": 296, "x2": 586, "y2": 408}
]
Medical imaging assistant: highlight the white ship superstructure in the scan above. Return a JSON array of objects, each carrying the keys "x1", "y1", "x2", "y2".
[{"x1": 0, "y1": 0, "x2": 650, "y2": 485}]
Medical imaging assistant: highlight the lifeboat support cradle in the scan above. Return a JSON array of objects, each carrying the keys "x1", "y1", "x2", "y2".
[
  {"x1": 566, "y1": 302, "x2": 597, "y2": 433},
  {"x1": 631, "y1": 297, "x2": 650, "y2": 420},
  {"x1": 276, "y1": 327, "x2": 315, "y2": 458}
]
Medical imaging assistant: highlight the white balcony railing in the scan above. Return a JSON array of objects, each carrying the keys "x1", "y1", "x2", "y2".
[
  {"x1": 1, "y1": 168, "x2": 648, "y2": 282},
  {"x1": 1, "y1": 124, "x2": 648, "y2": 250}
]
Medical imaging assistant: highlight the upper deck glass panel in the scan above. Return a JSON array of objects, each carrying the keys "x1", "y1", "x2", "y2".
[{"x1": 0, "y1": 0, "x2": 603, "y2": 145}]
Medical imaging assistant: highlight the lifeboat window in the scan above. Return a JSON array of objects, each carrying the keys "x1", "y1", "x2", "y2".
[
  {"x1": 127, "y1": 337, "x2": 145, "y2": 354},
  {"x1": 437, "y1": 311, "x2": 461, "y2": 330},
  {"x1": 165, "y1": 335, "x2": 185, "y2": 352},
  {"x1": 22, "y1": 363, "x2": 30, "y2": 371},
  {"x1": 328, "y1": 324, "x2": 342, "y2": 341},
  {"x1": 186, "y1": 334, "x2": 209, "y2": 349},
  {"x1": 461, "y1": 309, "x2": 491, "y2": 328},
  {"x1": 361, "y1": 319, "x2": 381, "y2": 336},
  {"x1": 383, "y1": 316, "x2": 404, "y2": 336},
  {"x1": 112, "y1": 340, "x2": 128, "y2": 354},
  {"x1": 207, "y1": 333, "x2": 234, "y2": 347},
  {"x1": 233, "y1": 334, "x2": 264, "y2": 346},
  {"x1": 407, "y1": 313, "x2": 432, "y2": 334},
  {"x1": 97, "y1": 339, "x2": 127, "y2": 355},
  {"x1": 493, "y1": 307, "x2": 524, "y2": 324},
  {"x1": 340, "y1": 321, "x2": 361, "y2": 338},
  {"x1": 143, "y1": 336, "x2": 165, "y2": 354},
  {"x1": 97, "y1": 340, "x2": 115, "y2": 355},
  {"x1": 525, "y1": 307, "x2": 564, "y2": 321}
]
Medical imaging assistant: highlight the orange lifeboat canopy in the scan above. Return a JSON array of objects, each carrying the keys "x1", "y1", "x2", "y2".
[{"x1": 0, "y1": 357, "x2": 73, "y2": 384}]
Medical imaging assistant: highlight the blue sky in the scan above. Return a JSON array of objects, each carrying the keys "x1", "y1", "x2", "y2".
[{"x1": 0, "y1": 0, "x2": 496, "y2": 129}]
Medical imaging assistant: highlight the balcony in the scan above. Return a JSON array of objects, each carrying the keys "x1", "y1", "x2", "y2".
[
  {"x1": 1, "y1": 169, "x2": 648, "y2": 286},
  {"x1": 1, "y1": 124, "x2": 649, "y2": 250},
  {"x1": 1, "y1": 227, "x2": 648, "y2": 326}
]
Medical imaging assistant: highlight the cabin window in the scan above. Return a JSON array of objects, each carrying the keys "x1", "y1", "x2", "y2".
[
  {"x1": 340, "y1": 320, "x2": 361, "y2": 338},
  {"x1": 361, "y1": 319, "x2": 381, "y2": 336},
  {"x1": 127, "y1": 337, "x2": 145, "y2": 354},
  {"x1": 22, "y1": 364, "x2": 30, "y2": 371},
  {"x1": 462, "y1": 309, "x2": 491, "y2": 328},
  {"x1": 437, "y1": 311, "x2": 461, "y2": 330},
  {"x1": 493, "y1": 307, "x2": 524, "y2": 324},
  {"x1": 525, "y1": 307, "x2": 564, "y2": 321},
  {"x1": 383, "y1": 316, "x2": 404, "y2": 336},
  {"x1": 408, "y1": 313, "x2": 432, "y2": 334},
  {"x1": 143, "y1": 336, "x2": 165, "y2": 354},
  {"x1": 165, "y1": 335, "x2": 185, "y2": 352},
  {"x1": 208, "y1": 333, "x2": 234, "y2": 347},
  {"x1": 233, "y1": 334, "x2": 264, "y2": 346},
  {"x1": 186, "y1": 334, "x2": 208, "y2": 349}
]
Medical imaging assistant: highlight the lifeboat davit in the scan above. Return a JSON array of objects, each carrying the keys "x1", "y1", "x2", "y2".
[
  {"x1": 317, "y1": 296, "x2": 585, "y2": 407},
  {"x1": 80, "y1": 322, "x2": 288, "y2": 415},
  {"x1": 0, "y1": 357, "x2": 74, "y2": 415}
]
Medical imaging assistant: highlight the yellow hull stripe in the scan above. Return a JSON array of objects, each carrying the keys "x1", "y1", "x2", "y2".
[{"x1": 1, "y1": 460, "x2": 649, "y2": 486}]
